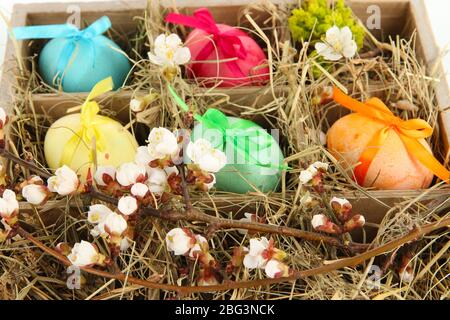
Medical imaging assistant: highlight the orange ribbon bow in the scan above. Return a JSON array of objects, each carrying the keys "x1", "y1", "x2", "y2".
[{"x1": 331, "y1": 87, "x2": 450, "y2": 185}]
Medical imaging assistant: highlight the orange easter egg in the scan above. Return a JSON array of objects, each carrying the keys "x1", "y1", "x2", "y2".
[{"x1": 327, "y1": 113, "x2": 434, "y2": 189}]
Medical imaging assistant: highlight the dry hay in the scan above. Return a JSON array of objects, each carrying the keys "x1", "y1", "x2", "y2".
[{"x1": 0, "y1": 0, "x2": 448, "y2": 300}]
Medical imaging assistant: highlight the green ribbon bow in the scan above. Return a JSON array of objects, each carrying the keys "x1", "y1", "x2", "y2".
[{"x1": 168, "y1": 85, "x2": 288, "y2": 170}]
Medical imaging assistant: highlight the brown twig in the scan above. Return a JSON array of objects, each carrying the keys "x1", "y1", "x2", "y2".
[
  {"x1": 16, "y1": 216, "x2": 450, "y2": 294},
  {"x1": 177, "y1": 164, "x2": 192, "y2": 210},
  {"x1": 0, "y1": 147, "x2": 51, "y2": 179}
]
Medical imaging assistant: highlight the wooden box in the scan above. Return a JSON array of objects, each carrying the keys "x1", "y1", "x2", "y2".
[{"x1": 0, "y1": 0, "x2": 448, "y2": 236}]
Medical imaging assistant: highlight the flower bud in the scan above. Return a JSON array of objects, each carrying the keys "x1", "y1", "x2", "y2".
[
  {"x1": 67, "y1": 241, "x2": 100, "y2": 267},
  {"x1": 94, "y1": 166, "x2": 116, "y2": 186},
  {"x1": 330, "y1": 197, "x2": 352, "y2": 222},
  {"x1": 118, "y1": 196, "x2": 138, "y2": 216},
  {"x1": 104, "y1": 212, "x2": 128, "y2": 237},
  {"x1": 0, "y1": 189, "x2": 19, "y2": 220},
  {"x1": 131, "y1": 182, "x2": 149, "y2": 198},
  {"x1": 147, "y1": 168, "x2": 168, "y2": 195},
  {"x1": 22, "y1": 184, "x2": 48, "y2": 205},
  {"x1": 56, "y1": 242, "x2": 72, "y2": 256},
  {"x1": 311, "y1": 214, "x2": 342, "y2": 234},
  {"x1": 186, "y1": 139, "x2": 227, "y2": 173},
  {"x1": 130, "y1": 98, "x2": 146, "y2": 113},
  {"x1": 343, "y1": 214, "x2": 365, "y2": 232}
]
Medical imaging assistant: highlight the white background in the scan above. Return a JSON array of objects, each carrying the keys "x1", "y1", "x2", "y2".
[{"x1": 0, "y1": 0, "x2": 449, "y2": 86}]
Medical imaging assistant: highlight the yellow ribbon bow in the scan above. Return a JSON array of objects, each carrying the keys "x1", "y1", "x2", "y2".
[
  {"x1": 59, "y1": 77, "x2": 114, "y2": 167},
  {"x1": 332, "y1": 87, "x2": 450, "y2": 185}
]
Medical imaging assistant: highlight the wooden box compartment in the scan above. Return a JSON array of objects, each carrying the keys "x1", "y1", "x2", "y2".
[{"x1": 1, "y1": 0, "x2": 294, "y2": 118}]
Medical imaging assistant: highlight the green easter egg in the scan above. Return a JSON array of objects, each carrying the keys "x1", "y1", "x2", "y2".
[{"x1": 190, "y1": 116, "x2": 284, "y2": 194}]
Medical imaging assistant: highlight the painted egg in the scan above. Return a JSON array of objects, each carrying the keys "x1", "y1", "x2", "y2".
[
  {"x1": 327, "y1": 113, "x2": 434, "y2": 189},
  {"x1": 185, "y1": 24, "x2": 269, "y2": 87},
  {"x1": 39, "y1": 35, "x2": 131, "y2": 92},
  {"x1": 44, "y1": 113, "x2": 138, "y2": 180},
  {"x1": 190, "y1": 116, "x2": 284, "y2": 193}
]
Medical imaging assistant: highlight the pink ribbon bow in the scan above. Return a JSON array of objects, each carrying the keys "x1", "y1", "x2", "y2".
[{"x1": 165, "y1": 8, "x2": 248, "y2": 77}]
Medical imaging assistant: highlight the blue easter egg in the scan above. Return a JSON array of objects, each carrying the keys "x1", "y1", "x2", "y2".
[
  {"x1": 190, "y1": 116, "x2": 285, "y2": 194},
  {"x1": 38, "y1": 35, "x2": 131, "y2": 92}
]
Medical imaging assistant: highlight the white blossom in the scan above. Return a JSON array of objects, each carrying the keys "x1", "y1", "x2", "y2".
[
  {"x1": 87, "y1": 204, "x2": 113, "y2": 224},
  {"x1": 88, "y1": 204, "x2": 114, "y2": 237},
  {"x1": 94, "y1": 166, "x2": 116, "y2": 186},
  {"x1": 299, "y1": 161, "x2": 328, "y2": 184},
  {"x1": 103, "y1": 211, "x2": 128, "y2": 236},
  {"x1": 315, "y1": 26, "x2": 357, "y2": 61},
  {"x1": 0, "y1": 189, "x2": 19, "y2": 218},
  {"x1": 116, "y1": 162, "x2": 147, "y2": 187},
  {"x1": 0, "y1": 107, "x2": 8, "y2": 129},
  {"x1": 299, "y1": 169, "x2": 315, "y2": 184},
  {"x1": 47, "y1": 165, "x2": 79, "y2": 196},
  {"x1": 265, "y1": 259, "x2": 289, "y2": 278},
  {"x1": 131, "y1": 183, "x2": 149, "y2": 198},
  {"x1": 186, "y1": 139, "x2": 227, "y2": 173},
  {"x1": 135, "y1": 146, "x2": 153, "y2": 166},
  {"x1": 148, "y1": 33, "x2": 191, "y2": 68},
  {"x1": 165, "y1": 228, "x2": 195, "y2": 256},
  {"x1": 147, "y1": 167, "x2": 168, "y2": 195},
  {"x1": 118, "y1": 195, "x2": 138, "y2": 215},
  {"x1": 22, "y1": 184, "x2": 48, "y2": 205},
  {"x1": 147, "y1": 127, "x2": 179, "y2": 161},
  {"x1": 67, "y1": 241, "x2": 99, "y2": 267},
  {"x1": 243, "y1": 237, "x2": 270, "y2": 269}
]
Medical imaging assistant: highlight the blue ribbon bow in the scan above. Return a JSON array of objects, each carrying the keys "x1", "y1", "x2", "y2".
[{"x1": 13, "y1": 16, "x2": 111, "y2": 86}]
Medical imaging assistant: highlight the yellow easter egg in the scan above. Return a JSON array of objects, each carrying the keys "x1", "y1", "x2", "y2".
[{"x1": 44, "y1": 113, "x2": 138, "y2": 180}]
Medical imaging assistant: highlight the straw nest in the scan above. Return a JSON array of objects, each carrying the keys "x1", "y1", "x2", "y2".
[{"x1": 0, "y1": 0, "x2": 448, "y2": 300}]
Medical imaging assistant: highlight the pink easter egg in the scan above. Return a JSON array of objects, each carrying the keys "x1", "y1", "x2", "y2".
[{"x1": 184, "y1": 24, "x2": 270, "y2": 87}]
